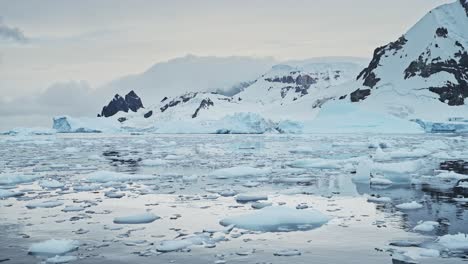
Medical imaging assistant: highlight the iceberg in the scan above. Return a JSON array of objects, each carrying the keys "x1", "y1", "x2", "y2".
[
  {"x1": 28, "y1": 239, "x2": 79, "y2": 256},
  {"x1": 219, "y1": 206, "x2": 330, "y2": 232},
  {"x1": 113, "y1": 212, "x2": 160, "y2": 224}
]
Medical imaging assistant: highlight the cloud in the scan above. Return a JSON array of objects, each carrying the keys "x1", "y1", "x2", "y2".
[
  {"x1": 0, "y1": 17, "x2": 28, "y2": 43},
  {"x1": 0, "y1": 81, "x2": 105, "y2": 119}
]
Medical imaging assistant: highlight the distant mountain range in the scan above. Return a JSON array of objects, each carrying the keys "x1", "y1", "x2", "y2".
[{"x1": 54, "y1": 0, "x2": 468, "y2": 134}]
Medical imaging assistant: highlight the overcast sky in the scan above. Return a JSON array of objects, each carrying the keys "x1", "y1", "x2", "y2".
[{"x1": 0, "y1": 0, "x2": 453, "y2": 129}]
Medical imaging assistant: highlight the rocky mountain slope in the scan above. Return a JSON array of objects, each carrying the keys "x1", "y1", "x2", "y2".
[{"x1": 53, "y1": 1, "x2": 468, "y2": 134}]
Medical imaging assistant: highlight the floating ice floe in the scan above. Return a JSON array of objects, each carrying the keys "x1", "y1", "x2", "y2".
[
  {"x1": 367, "y1": 196, "x2": 392, "y2": 203},
  {"x1": 28, "y1": 239, "x2": 79, "y2": 256},
  {"x1": 437, "y1": 233, "x2": 468, "y2": 250},
  {"x1": 45, "y1": 255, "x2": 78, "y2": 263},
  {"x1": 156, "y1": 233, "x2": 225, "y2": 253},
  {"x1": 209, "y1": 166, "x2": 271, "y2": 179},
  {"x1": 104, "y1": 191, "x2": 125, "y2": 198},
  {"x1": 0, "y1": 189, "x2": 24, "y2": 199},
  {"x1": 220, "y1": 206, "x2": 330, "y2": 232},
  {"x1": 62, "y1": 205, "x2": 85, "y2": 212},
  {"x1": 26, "y1": 200, "x2": 64, "y2": 209},
  {"x1": 370, "y1": 177, "x2": 393, "y2": 186},
  {"x1": 235, "y1": 194, "x2": 268, "y2": 203},
  {"x1": 374, "y1": 147, "x2": 430, "y2": 161},
  {"x1": 141, "y1": 159, "x2": 167, "y2": 166},
  {"x1": 0, "y1": 173, "x2": 41, "y2": 185},
  {"x1": 40, "y1": 180, "x2": 64, "y2": 189},
  {"x1": 113, "y1": 212, "x2": 160, "y2": 224},
  {"x1": 85, "y1": 170, "x2": 156, "y2": 183},
  {"x1": 413, "y1": 221, "x2": 439, "y2": 232},
  {"x1": 273, "y1": 249, "x2": 302, "y2": 256},
  {"x1": 372, "y1": 160, "x2": 423, "y2": 183},
  {"x1": 287, "y1": 158, "x2": 342, "y2": 169},
  {"x1": 395, "y1": 201, "x2": 423, "y2": 210},
  {"x1": 352, "y1": 158, "x2": 372, "y2": 183},
  {"x1": 251, "y1": 202, "x2": 272, "y2": 209}
]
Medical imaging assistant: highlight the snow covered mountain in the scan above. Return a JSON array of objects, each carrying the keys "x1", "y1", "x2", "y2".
[
  {"x1": 53, "y1": 1, "x2": 468, "y2": 134},
  {"x1": 348, "y1": 0, "x2": 468, "y2": 121}
]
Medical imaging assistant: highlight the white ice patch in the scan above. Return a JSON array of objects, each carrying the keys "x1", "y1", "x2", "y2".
[
  {"x1": 85, "y1": 170, "x2": 156, "y2": 183},
  {"x1": 40, "y1": 180, "x2": 64, "y2": 189},
  {"x1": 438, "y1": 233, "x2": 468, "y2": 250},
  {"x1": 113, "y1": 212, "x2": 160, "y2": 224},
  {"x1": 220, "y1": 206, "x2": 330, "y2": 232},
  {"x1": 46, "y1": 255, "x2": 78, "y2": 263},
  {"x1": 395, "y1": 201, "x2": 423, "y2": 210},
  {"x1": 29, "y1": 239, "x2": 79, "y2": 256},
  {"x1": 141, "y1": 159, "x2": 167, "y2": 166},
  {"x1": 372, "y1": 160, "x2": 423, "y2": 183},
  {"x1": 413, "y1": 221, "x2": 439, "y2": 232},
  {"x1": 26, "y1": 200, "x2": 64, "y2": 209},
  {"x1": 0, "y1": 189, "x2": 24, "y2": 199},
  {"x1": 209, "y1": 166, "x2": 271, "y2": 179},
  {"x1": 287, "y1": 158, "x2": 342, "y2": 169},
  {"x1": 235, "y1": 194, "x2": 268, "y2": 203},
  {"x1": 0, "y1": 173, "x2": 41, "y2": 185}
]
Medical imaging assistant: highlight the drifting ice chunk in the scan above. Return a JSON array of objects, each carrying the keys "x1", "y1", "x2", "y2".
[
  {"x1": 288, "y1": 158, "x2": 341, "y2": 169},
  {"x1": 0, "y1": 189, "x2": 24, "y2": 199},
  {"x1": 235, "y1": 194, "x2": 268, "y2": 203},
  {"x1": 26, "y1": 200, "x2": 64, "y2": 209},
  {"x1": 113, "y1": 212, "x2": 160, "y2": 224},
  {"x1": 395, "y1": 201, "x2": 423, "y2": 210},
  {"x1": 220, "y1": 206, "x2": 330, "y2": 232},
  {"x1": 413, "y1": 221, "x2": 439, "y2": 232},
  {"x1": 85, "y1": 170, "x2": 156, "y2": 183},
  {"x1": 46, "y1": 255, "x2": 77, "y2": 263},
  {"x1": 28, "y1": 239, "x2": 79, "y2": 256},
  {"x1": 62, "y1": 206, "x2": 85, "y2": 212},
  {"x1": 156, "y1": 240, "x2": 193, "y2": 252},
  {"x1": 0, "y1": 173, "x2": 41, "y2": 185},
  {"x1": 370, "y1": 177, "x2": 393, "y2": 186},
  {"x1": 367, "y1": 196, "x2": 392, "y2": 203},
  {"x1": 273, "y1": 249, "x2": 302, "y2": 256},
  {"x1": 438, "y1": 233, "x2": 468, "y2": 250},
  {"x1": 40, "y1": 180, "x2": 64, "y2": 189},
  {"x1": 209, "y1": 166, "x2": 271, "y2": 179},
  {"x1": 372, "y1": 160, "x2": 423, "y2": 183},
  {"x1": 352, "y1": 158, "x2": 372, "y2": 183},
  {"x1": 141, "y1": 159, "x2": 167, "y2": 166}
]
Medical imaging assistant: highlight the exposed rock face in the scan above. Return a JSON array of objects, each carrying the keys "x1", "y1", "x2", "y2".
[
  {"x1": 125, "y1": 91, "x2": 144, "y2": 112},
  {"x1": 192, "y1": 98, "x2": 214, "y2": 118},
  {"x1": 350, "y1": 89, "x2": 371, "y2": 102},
  {"x1": 144, "y1": 111, "x2": 153, "y2": 118},
  {"x1": 100, "y1": 91, "x2": 144, "y2": 117},
  {"x1": 160, "y1": 92, "x2": 197, "y2": 112},
  {"x1": 404, "y1": 44, "x2": 468, "y2": 106},
  {"x1": 350, "y1": 0, "x2": 468, "y2": 106},
  {"x1": 356, "y1": 36, "x2": 407, "y2": 89},
  {"x1": 265, "y1": 73, "x2": 319, "y2": 99}
]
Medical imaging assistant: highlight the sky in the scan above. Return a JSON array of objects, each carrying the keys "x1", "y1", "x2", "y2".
[{"x1": 0, "y1": 0, "x2": 454, "y2": 129}]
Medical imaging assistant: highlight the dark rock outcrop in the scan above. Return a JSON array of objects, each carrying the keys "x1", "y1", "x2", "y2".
[
  {"x1": 124, "y1": 91, "x2": 144, "y2": 112},
  {"x1": 350, "y1": 88, "x2": 371, "y2": 102},
  {"x1": 192, "y1": 98, "x2": 214, "y2": 118},
  {"x1": 144, "y1": 111, "x2": 153, "y2": 118},
  {"x1": 100, "y1": 90, "x2": 144, "y2": 117},
  {"x1": 404, "y1": 45, "x2": 468, "y2": 106},
  {"x1": 436, "y1": 27, "x2": 448, "y2": 38},
  {"x1": 356, "y1": 36, "x2": 407, "y2": 89},
  {"x1": 160, "y1": 93, "x2": 197, "y2": 112}
]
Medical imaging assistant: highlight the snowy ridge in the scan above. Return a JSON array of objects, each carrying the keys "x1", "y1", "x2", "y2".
[{"x1": 50, "y1": 1, "x2": 468, "y2": 134}]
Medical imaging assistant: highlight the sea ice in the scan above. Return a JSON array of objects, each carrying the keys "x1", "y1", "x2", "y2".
[
  {"x1": 141, "y1": 159, "x2": 167, "y2": 166},
  {"x1": 113, "y1": 212, "x2": 160, "y2": 224},
  {"x1": 288, "y1": 158, "x2": 341, "y2": 169},
  {"x1": 438, "y1": 233, "x2": 468, "y2": 250},
  {"x1": 28, "y1": 239, "x2": 79, "y2": 256},
  {"x1": 85, "y1": 170, "x2": 156, "y2": 183},
  {"x1": 209, "y1": 166, "x2": 271, "y2": 179},
  {"x1": 220, "y1": 206, "x2": 330, "y2": 232},
  {"x1": 26, "y1": 200, "x2": 64, "y2": 209},
  {"x1": 413, "y1": 221, "x2": 439, "y2": 232},
  {"x1": 235, "y1": 194, "x2": 268, "y2": 203},
  {"x1": 46, "y1": 255, "x2": 78, "y2": 263},
  {"x1": 0, "y1": 189, "x2": 24, "y2": 199},
  {"x1": 40, "y1": 180, "x2": 64, "y2": 189},
  {"x1": 395, "y1": 201, "x2": 423, "y2": 210}
]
